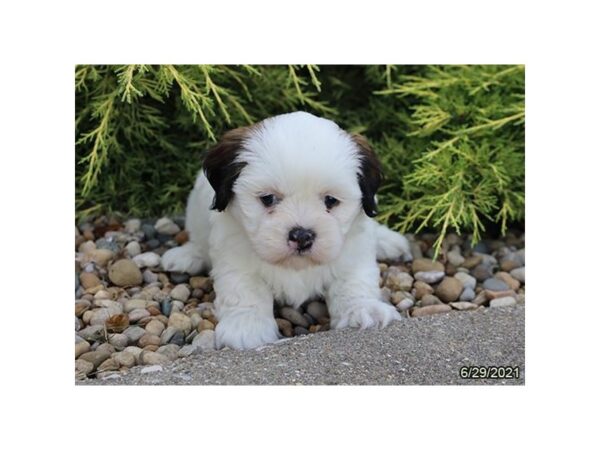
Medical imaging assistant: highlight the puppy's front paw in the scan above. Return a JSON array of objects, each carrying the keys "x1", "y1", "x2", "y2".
[
  {"x1": 161, "y1": 244, "x2": 204, "y2": 274},
  {"x1": 215, "y1": 310, "x2": 280, "y2": 350},
  {"x1": 376, "y1": 227, "x2": 413, "y2": 262},
  {"x1": 331, "y1": 300, "x2": 401, "y2": 330}
]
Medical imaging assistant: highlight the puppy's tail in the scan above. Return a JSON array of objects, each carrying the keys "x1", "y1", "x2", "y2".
[{"x1": 374, "y1": 223, "x2": 413, "y2": 262}]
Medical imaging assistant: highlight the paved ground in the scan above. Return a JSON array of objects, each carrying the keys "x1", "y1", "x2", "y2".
[{"x1": 77, "y1": 304, "x2": 524, "y2": 385}]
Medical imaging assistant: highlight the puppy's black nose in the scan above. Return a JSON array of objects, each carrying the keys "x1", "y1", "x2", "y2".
[{"x1": 288, "y1": 227, "x2": 316, "y2": 251}]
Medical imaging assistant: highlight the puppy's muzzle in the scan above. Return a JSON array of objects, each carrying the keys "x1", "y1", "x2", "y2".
[{"x1": 288, "y1": 227, "x2": 316, "y2": 252}]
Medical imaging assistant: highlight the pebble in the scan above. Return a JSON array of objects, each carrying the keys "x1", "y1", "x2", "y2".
[
  {"x1": 79, "y1": 272, "x2": 102, "y2": 290},
  {"x1": 170, "y1": 284, "x2": 191, "y2": 302},
  {"x1": 413, "y1": 281, "x2": 434, "y2": 300},
  {"x1": 471, "y1": 263, "x2": 494, "y2": 282},
  {"x1": 306, "y1": 301, "x2": 329, "y2": 322},
  {"x1": 140, "y1": 364, "x2": 163, "y2": 374},
  {"x1": 453, "y1": 272, "x2": 476, "y2": 291},
  {"x1": 146, "y1": 239, "x2": 160, "y2": 250},
  {"x1": 482, "y1": 278, "x2": 510, "y2": 291},
  {"x1": 192, "y1": 330, "x2": 216, "y2": 351},
  {"x1": 141, "y1": 351, "x2": 171, "y2": 365},
  {"x1": 75, "y1": 300, "x2": 91, "y2": 317},
  {"x1": 138, "y1": 333, "x2": 161, "y2": 348},
  {"x1": 420, "y1": 294, "x2": 443, "y2": 306},
  {"x1": 75, "y1": 359, "x2": 94, "y2": 377},
  {"x1": 390, "y1": 290, "x2": 413, "y2": 306},
  {"x1": 78, "y1": 324, "x2": 105, "y2": 342},
  {"x1": 145, "y1": 319, "x2": 165, "y2": 336},
  {"x1": 510, "y1": 267, "x2": 525, "y2": 283},
  {"x1": 161, "y1": 297, "x2": 172, "y2": 316},
  {"x1": 294, "y1": 326, "x2": 309, "y2": 336},
  {"x1": 411, "y1": 304, "x2": 452, "y2": 317},
  {"x1": 157, "y1": 344, "x2": 180, "y2": 361},
  {"x1": 472, "y1": 291, "x2": 489, "y2": 306},
  {"x1": 78, "y1": 350, "x2": 111, "y2": 369},
  {"x1": 123, "y1": 326, "x2": 145, "y2": 344},
  {"x1": 447, "y1": 248, "x2": 465, "y2": 267},
  {"x1": 385, "y1": 267, "x2": 414, "y2": 291},
  {"x1": 170, "y1": 272, "x2": 190, "y2": 284},
  {"x1": 190, "y1": 276, "x2": 212, "y2": 291},
  {"x1": 112, "y1": 351, "x2": 135, "y2": 368},
  {"x1": 178, "y1": 345, "x2": 198, "y2": 358},
  {"x1": 108, "y1": 259, "x2": 143, "y2": 286},
  {"x1": 124, "y1": 241, "x2": 141, "y2": 258},
  {"x1": 141, "y1": 223, "x2": 156, "y2": 240},
  {"x1": 462, "y1": 254, "x2": 482, "y2": 269},
  {"x1": 128, "y1": 308, "x2": 150, "y2": 323},
  {"x1": 412, "y1": 258, "x2": 445, "y2": 273},
  {"x1": 160, "y1": 326, "x2": 178, "y2": 345},
  {"x1": 489, "y1": 296, "x2": 517, "y2": 308},
  {"x1": 168, "y1": 312, "x2": 193, "y2": 334},
  {"x1": 124, "y1": 219, "x2": 141, "y2": 234},
  {"x1": 276, "y1": 318, "x2": 294, "y2": 337},
  {"x1": 414, "y1": 271, "x2": 445, "y2": 284},
  {"x1": 494, "y1": 272, "x2": 520, "y2": 291},
  {"x1": 396, "y1": 298, "x2": 415, "y2": 311},
  {"x1": 435, "y1": 277, "x2": 464, "y2": 303},
  {"x1": 108, "y1": 333, "x2": 128, "y2": 350},
  {"x1": 279, "y1": 306, "x2": 310, "y2": 328},
  {"x1": 450, "y1": 301, "x2": 478, "y2": 311},
  {"x1": 79, "y1": 240, "x2": 96, "y2": 254},
  {"x1": 198, "y1": 319, "x2": 215, "y2": 331},
  {"x1": 133, "y1": 252, "x2": 161, "y2": 268},
  {"x1": 484, "y1": 289, "x2": 517, "y2": 301},
  {"x1": 97, "y1": 358, "x2": 120, "y2": 373},
  {"x1": 175, "y1": 231, "x2": 189, "y2": 245},
  {"x1": 75, "y1": 341, "x2": 90, "y2": 358},
  {"x1": 155, "y1": 217, "x2": 181, "y2": 235},
  {"x1": 459, "y1": 287, "x2": 476, "y2": 302}
]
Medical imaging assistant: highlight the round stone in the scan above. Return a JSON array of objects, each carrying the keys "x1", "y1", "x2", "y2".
[
  {"x1": 190, "y1": 276, "x2": 212, "y2": 291},
  {"x1": 170, "y1": 284, "x2": 191, "y2": 302},
  {"x1": 447, "y1": 248, "x2": 465, "y2": 267},
  {"x1": 128, "y1": 308, "x2": 150, "y2": 323},
  {"x1": 75, "y1": 341, "x2": 90, "y2": 358},
  {"x1": 170, "y1": 272, "x2": 190, "y2": 284},
  {"x1": 78, "y1": 350, "x2": 111, "y2": 369},
  {"x1": 306, "y1": 301, "x2": 329, "y2": 322},
  {"x1": 471, "y1": 263, "x2": 493, "y2": 282},
  {"x1": 459, "y1": 287, "x2": 476, "y2": 302},
  {"x1": 141, "y1": 351, "x2": 171, "y2": 366},
  {"x1": 413, "y1": 281, "x2": 434, "y2": 300},
  {"x1": 123, "y1": 326, "x2": 146, "y2": 344},
  {"x1": 125, "y1": 241, "x2": 142, "y2": 257},
  {"x1": 449, "y1": 301, "x2": 478, "y2": 311},
  {"x1": 414, "y1": 271, "x2": 445, "y2": 284},
  {"x1": 510, "y1": 267, "x2": 525, "y2": 283},
  {"x1": 435, "y1": 277, "x2": 464, "y2": 303},
  {"x1": 156, "y1": 344, "x2": 180, "y2": 361},
  {"x1": 124, "y1": 219, "x2": 141, "y2": 234},
  {"x1": 494, "y1": 272, "x2": 520, "y2": 291},
  {"x1": 90, "y1": 249, "x2": 115, "y2": 267},
  {"x1": 79, "y1": 272, "x2": 102, "y2": 290},
  {"x1": 108, "y1": 259, "x2": 143, "y2": 286},
  {"x1": 168, "y1": 312, "x2": 193, "y2": 334},
  {"x1": 490, "y1": 296, "x2": 517, "y2": 308},
  {"x1": 145, "y1": 319, "x2": 165, "y2": 336},
  {"x1": 411, "y1": 304, "x2": 452, "y2": 317},
  {"x1": 453, "y1": 272, "x2": 477, "y2": 291},
  {"x1": 132, "y1": 252, "x2": 161, "y2": 269},
  {"x1": 108, "y1": 333, "x2": 128, "y2": 350},
  {"x1": 192, "y1": 330, "x2": 216, "y2": 351},
  {"x1": 482, "y1": 278, "x2": 510, "y2": 292},
  {"x1": 112, "y1": 351, "x2": 135, "y2": 368},
  {"x1": 412, "y1": 258, "x2": 445, "y2": 273},
  {"x1": 385, "y1": 267, "x2": 414, "y2": 291},
  {"x1": 138, "y1": 333, "x2": 161, "y2": 348},
  {"x1": 276, "y1": 318, "x2": 293, "y2": 337},
  {"x1": 155, "y1": 217, "x2": 181, "y2": 235},
  {"x1": 75, "y1": 359, "x2": 94, "y2": 377},
  {"x1": 279, "y1": 306, "x2": 309, "y2": 328},
  {"x1": 396, "y1": 298, "x2": 415, "y2": 311},
  {"x1": 420, "y1": 294, "x2": 443, "y2": 306},
  {"x1": 391, "y1": 290, "x2": 414, "y2": 305},
  {"x1": 198, "y1": 319, "x2": 215, "y2": 332}
]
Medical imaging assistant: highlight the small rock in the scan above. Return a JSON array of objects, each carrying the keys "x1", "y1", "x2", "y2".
[
  {"x1": 160, "y1": 326, "x2": 178, "y2": 345},
  {"x1": 510, "y1": 267, "x2": 525, "y2": 283},
  {"x1": 500, "y1": 258, "x2": 521, "y2": 272},
  {"x1": 170, "y1": 284, "x2": 191, "y2": 302},
  {"x1": 133, "y1": 252, "x2": 161, "y2": 269},
  {"x1": 140, "y1": 364, "x2": 163, "y2": 374},
  {"x1": 396, "y1": 298, "x2": 414, "y2": 311},
  {"x1": 411, "y1": 304, "x2": 452, "y2": 317},
  {"x1": 128, "y1": 308, "x2": 150, "y2": 323},
  {"x1": 276, "y1": 318, "x2": 294, "y2": 337},
  {"x1": 495, "y1": 272, "x2": 520, "y2": 291},
  {"x1": 453, "y1": 272, "x2": 477, "y2": 291},
  {"x1": 79, "y1": 272, "x2": 102, "y2": 290},
  {"x1": 169, "y1": 330, "x2": 186, "y2": 346},
  {"x1": 75, "y1": 341, "x2": 90, "y2": 358},
  {"x1": 412, "y1": 258, "x2": 445, "y2": 273},
  {"x1": 198, "y1": 319, "x2": 215, "y2": 331},
  {"x1": 123, "y1": 326, "x2": 146, "y2": 344},
  {"x1": 75, "y1": 359, "x2": 94, "y2": 377},
  {"x1": 156, "y1": 344, "x2": 180, "y2": 361},
  {"x1": 306, "y1": 301, "x2": 329, "y2": 322},
  {"x1": 105, "y1": 313, "x2": 130, "y2": 333},
  {"x1": 178, "y1": 345, "x2": 198, "y2": 358},
  {"x1": 420, "y1": 294, "x2": 443, "y2": 306},
  {"x1": 145, "y1": 319, "x2": 165, "y2": 336},
  {"x1": 175, "y1": 230, "x2": 189, "y2": 245},
  {"x1": 108, "y1": 259, "x2": 143, "y2": 286},
  {"x1": 471, "y1": 263, "x2": 493, "y2": 282},
  {"x1": 413, "y1": 281, "x2": 434, "y2": 300},
  {"x1": 78, "y1": 350, "x2": 111, "y2": 369},
  {"x1": 124, "y1": 299, "x2": 148, "y2": 313},
  {"x1": 112, "y1": 351, "x2": 135, "y2": 368},
  {"x1": 459, "y1": 287, "x2": 476, "y2": 302},
  {"x1": 192, "y1": 330, "x2": 216, "y2": 351},
  {"x1": 141, "y1": 351, "x2": 171, "y2": 366},
  {"x1": 108, "y1": 333, "x2": 128, "y2": 350},
  {"x1": 482, "y1": 278, "x2": 510, "y2": 292},
  {"x1": 155, "y1": 217, "x2": 180, "y2": 235},
  {"x1": 484, "y1": 289, "x2": 517, "y2": 301},
  {"x1": 450, "y1": 301, "x2": 478, "y2": 311},
  {"x1": 380, "y1": 287, "x2": 391, "y2": 302},
  {"x1": 142, "y1": 269, "x2": 158, "y2": 284},
  {"x1": 125, "y1": 241, "x2": 142, "y2": 257},
  {"x1": 97, "y1": 358, "x2": 120, "y2": 373},
  {"x1": 168, "y1": 312, "x2": 193, "y2": 334},
  {"x1": 77, "y1": 324, "x2": 105, "y2": 342},
  {"x1": 447, "y1": 248, "x2": 465, "y2": 267},
  {"x1": 138, "y1": 333, "x2": 161, "y2": 348},
  {"x1": 490, "y1": 296, "x2": 517, "y2": 308},
  {"x1": 124, "y1": 219, "x2": 141, "y2": 234},
  {"x1": 170, "y1": 272, "x2": 190, "y2": 284},
  {"x1": 472, "y1": 291, "x2": 489, "y2": 306},
  {"x1": 390, "y1": 290, "x2": 414, "y2": 305},
  {"x1": 279, "y1": 306, "x2": 309, "y2": 328},
  {"x1": 385, "y1": 267, "x2": 414, "y2": 291},
  {"x1": 142, "y1": 223, "x2": 156, "y2": 240},
  {"x1": 190, "y1": 276, "x2": 212, "y2": 291},
  {"x1": 146, "y1": 239, "x2": 160, "y2": 250},
  {"x1": 161, "y1": 298, "x2": 172, "y2": 316},
  {"x1": 414, "y1": 271, "x2": 445, "y2": 284},
  {"x1": 90, "y1": 249, "x2": 115, "y2": 267},
  {"x1": 435, "y1": 277, "x2": 463, "y2": 303},
  {"x1": 462, "y1": 254, "x2": 482, "y2": 269}
]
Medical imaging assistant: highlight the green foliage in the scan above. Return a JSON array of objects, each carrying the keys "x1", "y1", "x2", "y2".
[{"x1": 76, "y1": 65, "x2": 524, "y2": 254}]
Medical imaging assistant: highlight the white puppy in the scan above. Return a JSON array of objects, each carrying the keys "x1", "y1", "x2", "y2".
[{"x1": 162, "y1": 111, "x2": 411, "y2": 350}]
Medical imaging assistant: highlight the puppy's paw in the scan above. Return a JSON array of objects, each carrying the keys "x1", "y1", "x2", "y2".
[
  {"x1": 376, "y1": 226, "x2": 413, "y2": 262},
  {"x1": 161, "y1": 244, "x2": 204, "y2": 274},
  {"x1": 331, "y1": 300, "x2": 401, "y2": 330},
  {"x1": 215, "y1": 310, "x2": 280, "y2": 350}
]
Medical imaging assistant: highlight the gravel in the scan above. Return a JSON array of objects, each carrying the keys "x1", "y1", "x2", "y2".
[{"x1": 75, "y1": 215, "x2": 525, "y2": 383}]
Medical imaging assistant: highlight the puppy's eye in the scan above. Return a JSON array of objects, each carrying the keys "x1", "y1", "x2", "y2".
[
  {"x1": 324, "y1": 195, "x2": 340, "y2": 209},
  {"x1": 260, "y1": 194, "x2": 276, "y2": 207}
]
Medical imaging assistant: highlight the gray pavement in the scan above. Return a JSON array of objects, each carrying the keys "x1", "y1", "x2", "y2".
[{"x1": 77, "y1": 304, "x2": 524, "y2": 385}]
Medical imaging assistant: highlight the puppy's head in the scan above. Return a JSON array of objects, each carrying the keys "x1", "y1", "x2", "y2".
[{"x1": 203, "y1": 112, "x2": 382, "y2": 269}]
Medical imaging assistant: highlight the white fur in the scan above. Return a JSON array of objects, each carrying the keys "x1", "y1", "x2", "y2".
[{"x1": 162, "y1": 112, "x2": 412, "y2": 350}]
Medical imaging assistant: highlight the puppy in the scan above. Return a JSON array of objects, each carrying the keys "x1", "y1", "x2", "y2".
[{"x1": 162, "y1": 111, "x2": 412, "y2": 350}]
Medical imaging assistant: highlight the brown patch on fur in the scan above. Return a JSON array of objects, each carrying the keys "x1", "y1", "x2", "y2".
[
  {"x1": 203, "y1": 126, "x2": 254, "y2": 211},
  {"x1": 351, "y1": 134, "x2": 383, "y2": 217}
]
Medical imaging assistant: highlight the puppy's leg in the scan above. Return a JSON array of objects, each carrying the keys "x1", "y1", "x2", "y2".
[
  {"x1": 374, "y1": 223, "x2": 412, "y2": 262},
  {"x1": 213, "y1": 274, "x2": 280, "y2": 350},
  {"x1": 161, "y1": 173, "x2": 211, "y2": 274},
  {"x1": 327, "y1": 257, "x2": 401, "y2": 330}
]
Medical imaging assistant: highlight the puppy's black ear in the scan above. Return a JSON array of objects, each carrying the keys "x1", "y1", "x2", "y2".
[
  {"x1": 203, "y1": 127, "x2": 249, "y2": 211},
  {"x1": 352, "y1": 134, "x2": 383, "y2": 218}
]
